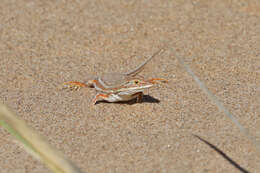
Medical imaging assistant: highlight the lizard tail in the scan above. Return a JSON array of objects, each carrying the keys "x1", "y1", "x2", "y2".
[{"x1": 125, "y1": 48, "x2": 165, "y2": 77}]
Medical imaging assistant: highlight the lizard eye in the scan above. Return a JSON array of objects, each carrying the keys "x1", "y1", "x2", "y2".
[{"x1": 134, "y1": 80, "x2": 139, "y2": 84}]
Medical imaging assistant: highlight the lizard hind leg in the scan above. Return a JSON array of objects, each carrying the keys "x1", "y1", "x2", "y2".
[
  {"x1": 63, "y1": 81, "x2": 90, "y2": 91},
  {"x1": 92, "y1": 93, "x2": 110, "y2": 105}
]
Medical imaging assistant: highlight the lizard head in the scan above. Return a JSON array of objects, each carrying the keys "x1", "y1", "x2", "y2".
[
  {"x1": 116, "y1": 76, "x2": 168, "y2": 94},
  {"x1": 117, "y1": 78, "x2": 154, "y2": 94}
]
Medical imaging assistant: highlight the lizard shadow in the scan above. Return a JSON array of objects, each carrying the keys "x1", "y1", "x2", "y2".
[
  {"x1": 95, "y1": 95, "x2": 160, "y2": 105},
  {"x1": 142, "y1": 95, "x2": 161, "y2": 103}
]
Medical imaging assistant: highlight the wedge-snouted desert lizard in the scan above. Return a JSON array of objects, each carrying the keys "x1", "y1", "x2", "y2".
[{"x1": 63, "y1": 49, "x2": 167, "y2": 104}]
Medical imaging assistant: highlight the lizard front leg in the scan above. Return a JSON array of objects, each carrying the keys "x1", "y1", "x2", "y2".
[
  {"x1": 134, "y1": 92, "x2": 144, "y2": 103},
  {"x1": 148, "y1": 78, "x2": 168, "y2": 84}
]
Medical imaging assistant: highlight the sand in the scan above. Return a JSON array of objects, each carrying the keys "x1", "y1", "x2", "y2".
[{"x1": 0, "y1": 0, "x2": 259, "y2": 172}]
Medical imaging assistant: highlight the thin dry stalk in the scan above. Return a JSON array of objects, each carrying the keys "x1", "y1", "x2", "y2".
[{"x1": 172, "y1": 48, "x2": 260, "y2": 152}]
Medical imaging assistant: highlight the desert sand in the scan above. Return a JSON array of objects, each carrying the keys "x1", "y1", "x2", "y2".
[{"x1": 0, "y1": 0, "x2": 259, "y2": 172}]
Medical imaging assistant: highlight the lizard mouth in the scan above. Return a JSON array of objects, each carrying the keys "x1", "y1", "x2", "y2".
[
  {"x1": 126, "y1": 84, "x2": 153, "y2": 91},
  {"x1": 118, "y1": 84, "x2": 153, "y2": 92},
  {"x1": 140, "y1": 84, "x2": 153, "y2": 89},
  {"x1": 117, "y1": 84, "x2": 153, "y2": 95}
]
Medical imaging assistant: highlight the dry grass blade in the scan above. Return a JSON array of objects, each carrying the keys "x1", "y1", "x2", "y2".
[
  {"x1": 172, "y1": 48, "x2": 260, "y2": 152},
  {"x1": 0, "y1": 103, "x2": 83, "y2": 173}
]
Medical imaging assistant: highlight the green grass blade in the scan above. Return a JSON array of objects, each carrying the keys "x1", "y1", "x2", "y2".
[{"x1": 0, "y1": 103, "x2": 83, "y2": 173}]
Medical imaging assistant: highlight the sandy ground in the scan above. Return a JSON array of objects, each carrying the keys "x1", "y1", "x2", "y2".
[{"x1": 0, "y1": 0, "x2": 259, "y2": 172}]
